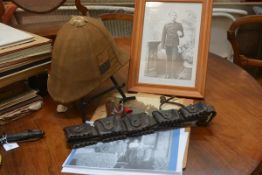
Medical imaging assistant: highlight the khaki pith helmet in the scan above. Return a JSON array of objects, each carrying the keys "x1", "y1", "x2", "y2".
[{"x1": 48, "y1": 16, "x2": 129, "y2": 104}]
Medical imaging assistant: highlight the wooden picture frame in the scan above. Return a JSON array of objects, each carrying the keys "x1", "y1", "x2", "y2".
[{"x1": 128, "y1": 0, "x2": 213, "y2": 98}]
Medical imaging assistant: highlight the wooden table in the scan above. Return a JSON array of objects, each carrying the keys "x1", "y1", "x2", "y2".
[{"x1": 0, "y1": 54, "x2": 262, "y2": 175}]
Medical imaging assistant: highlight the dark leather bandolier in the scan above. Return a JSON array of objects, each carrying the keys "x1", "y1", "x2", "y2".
[{"x1": 64, "y1": 102, "x2": 216, "y2": 148}]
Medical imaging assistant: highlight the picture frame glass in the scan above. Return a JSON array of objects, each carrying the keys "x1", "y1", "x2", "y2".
[{"x1": 138, "y1": 2, "x2": 202, "y2": 87}]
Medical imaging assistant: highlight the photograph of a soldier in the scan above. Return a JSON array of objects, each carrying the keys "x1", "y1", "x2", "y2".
[
  {"x1": 139, "y1": 2, "x2": 201, "y2": 85},
  {"x1": 160, "y1": 11, "x2": 184, "y2": 79}
]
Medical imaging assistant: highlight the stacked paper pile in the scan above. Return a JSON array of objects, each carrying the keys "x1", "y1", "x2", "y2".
[
  {"x1": 0, "y1": 81, "x2": 43, "y2": 125},
  {"x1": 0, "y1": 22, "x2": 51, "y2": 87}
]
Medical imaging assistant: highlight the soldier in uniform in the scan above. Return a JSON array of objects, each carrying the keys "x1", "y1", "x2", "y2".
[{"x1": 161, "y1": 11, "x2": 184, "y2": 78}]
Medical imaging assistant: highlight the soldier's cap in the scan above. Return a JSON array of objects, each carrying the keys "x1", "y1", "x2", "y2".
[{"x1": 48, "y1": 16, "x2": 129, "y2": 104}]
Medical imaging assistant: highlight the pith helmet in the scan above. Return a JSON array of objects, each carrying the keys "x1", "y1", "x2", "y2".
[{"x1": 48, "y1": 16, "x2": 129, "y2": 104}]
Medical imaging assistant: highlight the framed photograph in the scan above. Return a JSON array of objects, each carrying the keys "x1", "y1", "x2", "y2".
[{"x1": 128, "y1": 0, "x2": 213, "y2": 98}]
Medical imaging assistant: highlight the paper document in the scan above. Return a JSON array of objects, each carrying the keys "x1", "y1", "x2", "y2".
[{"x1": 0, "y1": 23, "x2": 34, "y2": 49}]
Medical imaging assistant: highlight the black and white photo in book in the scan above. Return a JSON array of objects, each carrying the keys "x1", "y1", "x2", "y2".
[
  {"x1": 62, "y1": 129, "x2": 189, "y2": 175},
  {"x1": 139, "y1": 2, "x2": 202, "y2": 87}
]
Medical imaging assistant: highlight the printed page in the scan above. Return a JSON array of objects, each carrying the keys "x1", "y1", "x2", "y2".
[{"x1": 62, "y1": 129, "x2": 187, "y2": 175}]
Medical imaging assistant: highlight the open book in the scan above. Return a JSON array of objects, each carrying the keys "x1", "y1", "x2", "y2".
[{"x1": 62, "y1": 128, "x2": 189, "y2": 175}]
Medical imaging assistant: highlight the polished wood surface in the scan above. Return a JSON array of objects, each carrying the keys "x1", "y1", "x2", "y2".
[
  {"x1": 186, "y1": 54, "x2": 262, "y2": 175},
  {"x1": 0, "y1": 53, "x2": 262, "y2": 175}
]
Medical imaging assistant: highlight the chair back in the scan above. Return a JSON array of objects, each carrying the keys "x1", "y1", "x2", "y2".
[
  {"x1": 97, "y1": 13, "x2": 133, "y2": 53},
  {"x1": 227, "y1": 15, "x2": 262, "y2": 67},
  {"x1": 98, "y1": 13, "x2": 133, "y2": 39}
]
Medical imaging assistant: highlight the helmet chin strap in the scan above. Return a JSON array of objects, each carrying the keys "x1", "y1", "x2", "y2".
[{"x1": 78, "y1": 76, "x2": 136, "y2": 123}]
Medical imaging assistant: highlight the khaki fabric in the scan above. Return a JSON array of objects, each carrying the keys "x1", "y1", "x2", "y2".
[{"x1": 48, "y1": 16, "x2": 129, "y2": 103}]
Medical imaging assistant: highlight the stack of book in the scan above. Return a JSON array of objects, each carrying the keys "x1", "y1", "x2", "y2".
[
  {"x1": 0, "y1": 81, "x2": 43, "y2": 125},
  {"x1": 0, "y1": 22, "x2": 52, "y2": 88}
]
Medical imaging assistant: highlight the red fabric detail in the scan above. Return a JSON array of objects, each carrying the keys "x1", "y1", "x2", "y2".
[{"x1": 123, "y1": 107, "x2": 133, "y2": 114}]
